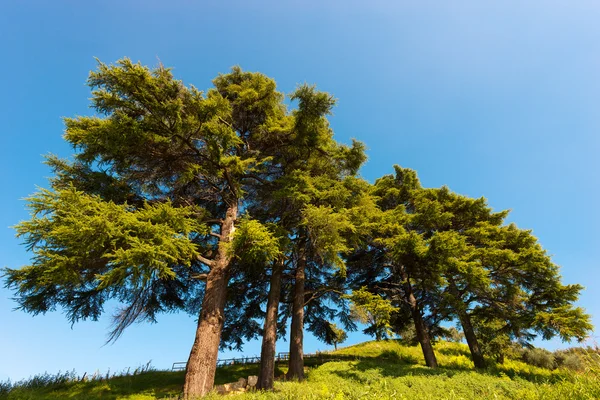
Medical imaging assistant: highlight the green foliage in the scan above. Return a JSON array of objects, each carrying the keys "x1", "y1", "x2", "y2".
[
  {"x1": 346, "y1": 288, "x2": 399, "y2": 340},
  {"x1": 365, "y1": 165, "x2": 593, "y2": 365},
  {"x1": 323, "y1": 323, "x2": 348, "y2": 350},
  {"x1": 523, "y1": 348, "x2": 556, "y2": 370},
  {"x1": 521, "y1": 347, "x2": 597, "y2": 373},
  {"x1": 6, "y1": 59, "x2": 367, "y2": 350},
  {"x1": 4, "y1": 186, "x2": 203, "y2": 331},
  {"x1": 230, "y1": 218, "x2": 281, "y2": 266},
  {"x1": 533, "y1": 306, "x2": 593, "y2": 342},
  {"x1": 302, "y1": 205, "x2": 354, "y2": 273},
  {"x1": 555, "y1": 351, "x2": 586, "y2": 372}
]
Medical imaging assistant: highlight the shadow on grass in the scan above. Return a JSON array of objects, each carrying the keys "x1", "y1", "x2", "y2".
[
  {"x1": 330, "y1": 358, "x2": 473, "y2": 383},
  {"x1": 325, "y1": 351, "x2": 568, "y2": 385},
  {"x1": 485, "y1": 364, "x2": 569, "y2": 384},
  {"x1": 436, "y1": 346, "x2": 472, "y2": 358}
]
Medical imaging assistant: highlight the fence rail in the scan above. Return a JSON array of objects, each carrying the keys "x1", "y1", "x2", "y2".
[{"x1": 172, "y1": 351, "x2": 338, "y2": 371}]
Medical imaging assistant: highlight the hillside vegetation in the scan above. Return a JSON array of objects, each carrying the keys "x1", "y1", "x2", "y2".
[{"x1": 2, "y1": 340, "x2": 599, "y2": 400}]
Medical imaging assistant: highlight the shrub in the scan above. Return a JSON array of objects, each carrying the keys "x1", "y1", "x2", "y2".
[
  {"x1": 523, "y1": 348, "x2": 556, "y2": 370},
  {"x1": 562, "y1": 353, "x2": 586, "y2": 371}
]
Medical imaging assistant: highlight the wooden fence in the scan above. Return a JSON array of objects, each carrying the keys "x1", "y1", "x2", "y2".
[{"x1": 172, "y1": 351, "x2": 344, "y2": 371}]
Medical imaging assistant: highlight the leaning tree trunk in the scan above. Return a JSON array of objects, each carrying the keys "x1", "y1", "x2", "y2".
[
  {"x1": 257, "y1": 258, "x2": 284, "y2": 390},
  {"x1": 183, "y1": 204, "x2": 237, "y2": 398},
  {"x1": 457, "y1": 310, "x2": 486, "y2": 369},
  {"x1": 287, "y1": 246, "x2": 306, "y2": 381},
  {"x1": 447, "y1": 279, "x2": 486, "y2": 369},
  {"x1": 400, "y1": 267, "x2": 438, "y2": 368}
]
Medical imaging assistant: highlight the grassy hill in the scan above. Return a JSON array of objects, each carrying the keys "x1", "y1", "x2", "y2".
[{"x1": 2, "y1": 340, "x2": 599, "y2": 399}]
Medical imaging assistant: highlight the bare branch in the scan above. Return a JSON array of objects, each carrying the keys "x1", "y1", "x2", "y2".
[
  {"x1": 191, "y1": 273, "x2": 208, "y2": 281},
  {"x1": 203, "y1": 218, "x2": 224, "y2": 225},
  {"x1": 197, "y1": 254, "x2": 215, "y2": 268},
  {"x1": 242, "y1": 173, "x2": 267, "y2": 185},
  {"x1": 304, "y1": 288, "x2": 343, "y2": 306}
]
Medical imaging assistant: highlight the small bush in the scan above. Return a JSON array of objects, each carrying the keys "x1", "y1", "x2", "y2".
[
  {"x1": 523, "y1": 348, "x2": 556, "y2": 370},
  {"x1": 561, "y1": 353, "x2": 586, "y2": 371}
]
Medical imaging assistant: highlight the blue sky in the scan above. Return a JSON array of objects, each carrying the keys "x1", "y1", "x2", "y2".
[{"x1": 1, "y1": 0, "x2": 599, "y2": 382}]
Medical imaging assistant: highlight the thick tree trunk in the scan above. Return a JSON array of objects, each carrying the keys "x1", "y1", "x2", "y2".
[
  {"x1": 183, "y1": 205, "x2": 237, "y2": 398},
  {"x1": 400, "y1": 267, "x2": 438, "y2": 368},
  {"x1": 257, "y1": 258, "x2": 284, "y2": 390},
  {"x1": 287, "y1": 246, "x2": 306, "y2": 381},
  {"x1": 457, "y1": 310, "x2": 486, "y2": 369},
  {"x1": 447, "y1": 278, "x2": 486, "y2": 369}
]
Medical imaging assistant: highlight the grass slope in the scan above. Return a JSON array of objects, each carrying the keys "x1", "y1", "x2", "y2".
[{"x1": 2, "y1": 340, "x2": 599, "y2": 399}]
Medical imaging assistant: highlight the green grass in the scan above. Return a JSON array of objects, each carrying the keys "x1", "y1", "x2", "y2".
[{"x1": 2, "y1": 340, "x2": 599, "y2": 399}]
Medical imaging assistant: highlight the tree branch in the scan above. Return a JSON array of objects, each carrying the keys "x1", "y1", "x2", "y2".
[
  {"x1": 209, "y1": 231, "x2": 222, "y2": 240},
  {"x1": 203, "y1": 218, "x2": 224, "y2": 225},
  {"x1": 242, "y1": 173, "x2": 268, "y2": 185},
  {"x1": 191, "y1": 273, "x2": 208, "y2": 281},
  {"x1": 197, "y1": 254, "x2": 215, "y2": 268},
  {"x1": 304, "y1": 289, "x2": 343, "y2": 306}
]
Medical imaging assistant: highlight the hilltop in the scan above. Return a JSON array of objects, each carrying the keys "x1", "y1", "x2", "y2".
[{"x1": 1, "y1": 340, "x2": 599, "y2": 399}]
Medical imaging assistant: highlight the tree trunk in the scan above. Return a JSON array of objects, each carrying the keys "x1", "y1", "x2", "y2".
[
  {"x1": 287, "y1": 246, "x2": 306, "y2": 381},
  {"x1": 408, "y1": 294, "x2": 438, "y2": 368},
  {"x1": 447, "y1": 278, "x2": 486, "y2": 369},
  {"x1": 400, "y1": 267, "x2": 438, "y2": 368},
  {"x1": 334, "y1": 343, "x2": 337, "y2": 351},
  {"x1": 457, "y1": 310, "x2": 486, "y2": 369},
  {"x1": 257, "y1": 258, "x2": 284, "y2": 390},
  {"x1": 183, "y1": 204, "x2": 237, "y2": 398}
]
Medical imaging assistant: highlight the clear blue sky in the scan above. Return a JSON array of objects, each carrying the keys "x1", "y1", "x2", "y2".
[{"x1": 1, "y1": 0, "x2": 599, "y2": 382}]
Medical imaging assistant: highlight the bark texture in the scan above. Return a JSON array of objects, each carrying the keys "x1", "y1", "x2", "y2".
[
  {"x1": 183, "y1": 205, "x2": 237, "y2": 398},
  {"x1": 257, "y1": 258, "x2": 284, "y2": 390},
  {"x1": 287, "y1": 247, "x2": 306, "y2": 381},
  {"x1": 400, "y1": 267, "x2": 438, "y2": 368}
]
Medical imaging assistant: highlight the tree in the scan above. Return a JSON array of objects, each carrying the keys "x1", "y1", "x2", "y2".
[
  {"x1": 443, "y1": 327, "x2": 465, "y2": 344},
  {"x1": 284, "y1": 173, "x2": 370, "y2": 380},
  {"x1": 323, "y1": 322, "x2": 347, "y2": 350},
  {"x1": 346, "y1": 166, "x2": 441, "y2": 367},
  {"x1": 346, "y1": 287, "x2": 398, "y2": 341},
  {"x1": 244, "y1": 85, "x2": 367, "y2": 385},
  {"x1": 3, "y1": 60, "x2": 304, "y2": 398},
  {"x1": 350, "y1": 165, "x2": 592, "y2": 370},
  {"x1": 428, "y1": 215, "x2": 593, "y2": 368},
  {"x1": 394, "y1": 171, "x2": 594, "y2": 369}
]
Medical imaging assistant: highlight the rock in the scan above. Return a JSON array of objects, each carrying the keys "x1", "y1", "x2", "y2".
[
  {"x1": 214, "y1": 384, "x2": 227, "y2": 394},
  {"x1": 214, "y1": 377, "x2": 248, "y2": 395},
  {"x1": 247, "y1": 375, "x2": 258, "y2": 387},
  {"x1": 230, "y1": 377, "x2": 247, "y2": 390}
]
